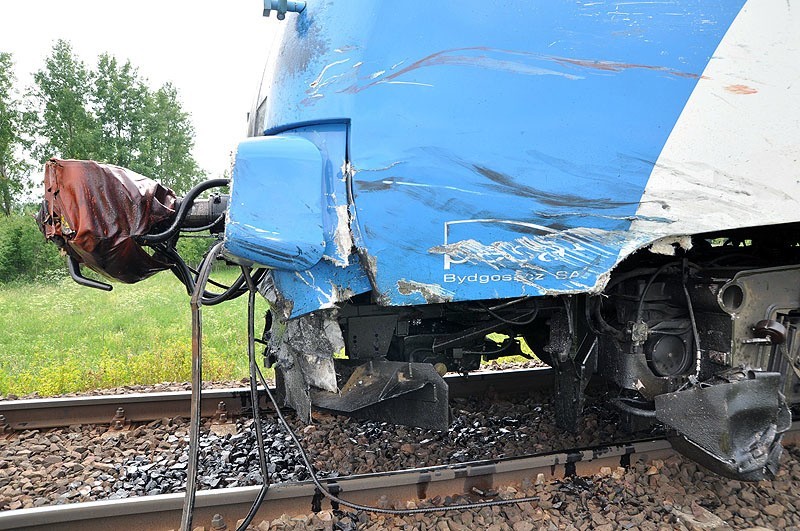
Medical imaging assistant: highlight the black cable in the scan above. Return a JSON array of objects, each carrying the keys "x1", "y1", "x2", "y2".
[
  {"x1": 234, "y1": 267, "x2": 271, "y2": 531},
  {"x1": 159, "y1": 245, "x2": 197, "y2": 296},
  {"x1": 486, "y1": 297, "x2": 528, "y2": 312},
  {"x1": 635, "y1": 262, "x2": 679, "y2": 323},
  {"x1": 479, "y1": 299, "x2": 539, "y2": 326},
  {"x1": 158, "y1": 241, "x2": 258, "y2": 305},
  {"x1": 635, "y1": 261, "x2": 701, "y2": 323},
  {"x1": 184, "y1": 262, "x2": 238, "y2": 291},
  {"x1": 682, "y1": 282, "x2": 702, "y2": 376},
  {"x1": 202, "y1": 273, "x2": 247, "y2": 306},
  {"x1": 252, "y1": 364, "x2": 541, "y2": 515},
  {"x1": 175, "y1": 250, "x2": 541, "y2": 520},
  {"x1": 180, "y1": 241, "x2": 225, "y2": 531},
  {"x1": 611, "y1": 398, "x2": 657, "y2": 418},
  {"x1": 140, "y1": 178, "x2": 230, "y2": 243},
  {"x1": 590, "y1": 299, "x2": 625, "y2": 341},
  {"x1": 603, "y1": 267, "x2": 660, "y2": 292},
  {"x1": 180, "y1": 213, "x2": 225, "y2": 233}
]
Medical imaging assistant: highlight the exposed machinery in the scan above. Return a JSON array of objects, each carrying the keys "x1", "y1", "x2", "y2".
[{"x1": 38, "y1": 0, "x2": 800, "y2": 482}]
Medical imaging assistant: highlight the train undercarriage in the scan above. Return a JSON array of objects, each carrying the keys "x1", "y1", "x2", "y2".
[{"x1": 266, "y1": 224, "x2": 798, "y2": 481}]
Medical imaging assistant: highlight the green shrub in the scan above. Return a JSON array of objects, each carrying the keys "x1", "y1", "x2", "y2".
[
  {"x1": 0, "y1": 214, "x2": 64, "y2": 283},
  {"x1": 176, "y1": 234, "x2": 218, "y2": 269}
]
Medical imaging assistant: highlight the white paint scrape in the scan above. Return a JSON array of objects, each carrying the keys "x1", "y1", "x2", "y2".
[{"x1": 648, "y1": 235, "x2": 693, "y2": 256}]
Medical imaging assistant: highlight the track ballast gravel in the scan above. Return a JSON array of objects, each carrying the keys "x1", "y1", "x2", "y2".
[{"x1": 0, "y1": 376, "x2": 797, "y2": 530}]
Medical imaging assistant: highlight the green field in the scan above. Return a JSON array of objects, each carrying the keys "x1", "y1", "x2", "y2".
[
  {"x1": 0, "y1": 268, "x2": 267, "y2": 397},
  {"x1": 0, "y1": 266, "x2": 539, "y2": 397}
]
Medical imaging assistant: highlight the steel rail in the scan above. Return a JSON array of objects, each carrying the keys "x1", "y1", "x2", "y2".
[
  {"x1": 0, "y1": 435, "x2": 673, "y2": 531},
  {"x1": 0, "y1": 368, "x2": 552, "y2": 431}
]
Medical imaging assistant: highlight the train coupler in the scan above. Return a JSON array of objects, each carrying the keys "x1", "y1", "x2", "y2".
[
  {"x1": 654, "y1": 368, "x2": 791, "y2": 481},
  {"x1": 311, "y1": 360, "x2": 449, "y2": 431}
]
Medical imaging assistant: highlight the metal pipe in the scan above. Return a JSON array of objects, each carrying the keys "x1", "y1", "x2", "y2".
[{"x1": 67, "y1": 255, "x2": 112, "y2": 292}]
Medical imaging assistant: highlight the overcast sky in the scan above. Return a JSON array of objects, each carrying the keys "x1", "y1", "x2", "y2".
[{"x1": 0, "y1": 1, "x2": 278, "y2": 178}]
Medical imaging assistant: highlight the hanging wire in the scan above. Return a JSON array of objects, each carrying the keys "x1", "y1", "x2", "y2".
[
  {"x1": 232, "y1": 267, "x2": 272, "y2": 531},
  {"x1": 680, "y1": 259, "x2": 703, "y2": 378},
  {"x1": 180, "y1": 241, "x2": 225, "y2": 531},
  {"x1": 180, "y1": 254, "x2": 543, "y2": 525},
  {"x1": 251, "y1": 362, "x2": 541, "y2": 516},
  {"x1": 478, "y1": 299, "x2": 539, "y2": 326}
]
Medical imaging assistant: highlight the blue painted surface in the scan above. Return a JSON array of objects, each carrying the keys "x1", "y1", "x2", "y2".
[
  {"x1": 267, "y1": 122, "x2": 373, "y2": 317},
  {"x1": 234, "y1": 0, "x2": 748, "y2": 314},
  {"x1": 273, "y1": 253, "x2": 373, "y2": 316},
  {"x1": 224, "y1": 136, "x2": 325, "y2": 271}
]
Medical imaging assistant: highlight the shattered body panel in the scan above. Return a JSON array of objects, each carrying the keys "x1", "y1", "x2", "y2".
[
  {"x1": 236, "y1": 0, "x2": 800, "y2": 313},
  {"x1": 267, "y1": 311, "x2": 342, "y2": 423}
]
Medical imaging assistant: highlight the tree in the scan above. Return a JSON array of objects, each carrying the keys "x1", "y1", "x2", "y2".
[
  {"x1": 31, "y1": 40, "x2": 203, "y2": 194},
  {"x1": 0, "y1": 52, "x2": 33, "y2": 216},
  {"x1": 32, "y1": 40, "x2": 97, "y2": 161},
  {"x1": 136, "y1": 82, "x2": 202, "y2": 193},
  {"x1": 93, "y1": 53, "x2": 148, "y2": 168}
]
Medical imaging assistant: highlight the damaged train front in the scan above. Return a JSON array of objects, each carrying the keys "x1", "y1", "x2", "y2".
[{"x1": 222, "y1": 130, "x2": 450, "y2": 432}]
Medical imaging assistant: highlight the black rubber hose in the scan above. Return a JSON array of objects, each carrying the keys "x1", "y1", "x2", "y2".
[
  {"x1": 140, "y1": 179, "x2": 229, "y2": 244},
  {"x1": 159, "y1": 243, "x2": 256, "y2": 305},
  {"x1": 611, "y1": 398, "x2": 657, "y2": 418},
  {"x1": 233, "y1": 268, "x2": 271, "y2": 531},
  {"x1": 180, "y1": 213, "x2": 225, "y2": 233},
  {"x1": 67, "y1": 255, "x2": 112, "y2": 291},
  {"x1": 180, "y1": 241, "x2": 225, "y2": 531}
]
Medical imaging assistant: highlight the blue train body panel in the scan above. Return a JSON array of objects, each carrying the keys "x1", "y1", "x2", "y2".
[
  {"x1": 225, "y1": 136, "x2": 325, "y2": 271},
  {"x1": 223, "y1": 0, "x2": 800, "y2": 317}
]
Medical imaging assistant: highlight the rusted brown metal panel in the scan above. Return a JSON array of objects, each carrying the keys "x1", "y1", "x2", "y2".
[{"x1": 39, "y1": 159, "x2": 177, "y2": 283}]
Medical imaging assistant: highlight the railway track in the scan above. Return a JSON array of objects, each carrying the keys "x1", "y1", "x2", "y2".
[
  {"x1": 0, "y1": 367, "x2": 552, "y2": 431},
  {"x1": 4, "y1": 424, "x2": 799, "y2": 531},
  {"x1": 2, "y1": 368, "x2": 797, "y2": 530},
  {"x1": 0, "y1": 436, "x2": 674, "y2": 531}
]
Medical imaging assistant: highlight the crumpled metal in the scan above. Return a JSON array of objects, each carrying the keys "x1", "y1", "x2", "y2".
[{"x1": 38, "y1": 158, "x2": 177, "y2": 283}]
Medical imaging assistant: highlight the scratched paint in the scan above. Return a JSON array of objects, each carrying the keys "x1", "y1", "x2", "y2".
[
  {"x1": 630, "y1": 0, "x2": 800, "y2": 252},
  {"x1": 725, "y1": 84, "x2": 758, "y2": 95},
  {"x1": 429, "y1": 226, "x2": 632, "y2": 295},
  {"x1": 330, "y1": 204, "x2": 353, "y2": 268},
  {"x1": 237, "y1": 0, "x2": 800, "y2": 315},
  {"x1": 292, "y1": 45, "x2": 714, "y2": 105},
  {"x1": 396, "y1": 279, "x2": 455, "y2": 304}
]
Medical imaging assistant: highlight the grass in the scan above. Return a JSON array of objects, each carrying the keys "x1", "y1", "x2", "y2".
[
  {"x1": 0, "y1": 267, "x2": 542, "y2": 397},
  {"x1": 0, "y1": 267, "x2": 268, "y2": 397}
]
